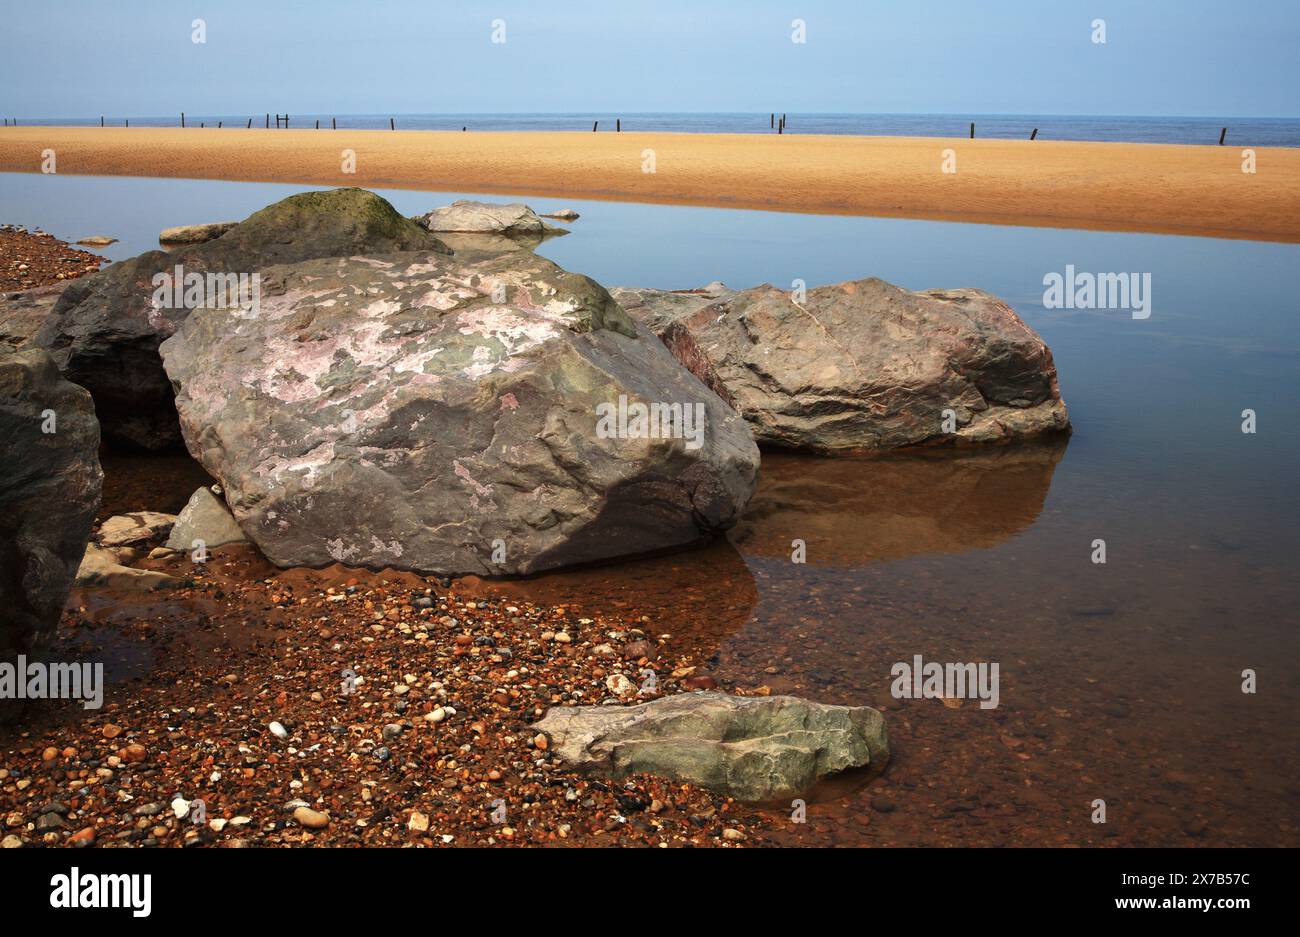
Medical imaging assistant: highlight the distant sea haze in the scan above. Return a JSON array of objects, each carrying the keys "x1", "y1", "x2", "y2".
[{"x1": 13, "y1": 112, "x2": 1300, "y2": 147}]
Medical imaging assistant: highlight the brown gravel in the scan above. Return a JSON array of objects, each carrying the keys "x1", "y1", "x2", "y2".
[
  {"x1": 0, "y1": 538, "x2": 778, "y2": 848},
  {"x1": 0, "y1": 224, "x2": 107, "y2": 292}
]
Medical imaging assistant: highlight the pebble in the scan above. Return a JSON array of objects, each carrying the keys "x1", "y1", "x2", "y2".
[
  {"x1": 408, "y1": 811, "x2": 430, "y2": 832},
  {"x1": 292, "y1": 806, "x2": 330, "y2": 829},
  {"x1": 1, "y1": 835, "x2": 22, "y2": 849},
  {"x1": 269, "y1": 721, "x2": 289, "y2": 739},
  {"x1": 101, "y1": 724, "x2": 123, "y2": 739}
]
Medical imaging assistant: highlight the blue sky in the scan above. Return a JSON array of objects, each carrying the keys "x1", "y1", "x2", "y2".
[{"x1": 2, "y1": 0, "x2": 1297, "y2": 117}]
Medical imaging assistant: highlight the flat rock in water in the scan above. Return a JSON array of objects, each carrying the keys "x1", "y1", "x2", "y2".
[
  {"x1": 36, "y1": 188, "x2": 449, "y2": 450},
  {"x1": 75, "y1": 236, "x2": 117, "y2": 247},
  {"x1": 533, "y1": 691, "x2": 889, "y2": 801},
  {"x1": 416, "y1": 200, "x2": 567, "y2": 237},
  {"x1": 542, "y1": 208, "x2": 580, "y2": 221},
  {"x1": 612, "y1": 277, "x2": 1071, "y2": 453},
  {"x1": 159, "y1": 248, "x2": 758, "y2": 576},
  {"x1": 158, "y1": 221, "x2": 238, "y2": 245},
  {"x1": 0, "y1": 346, "x2": 102, "y2": 655},
  {"x1": 165, "y1": 486, "x2": 247, "y2": 551}
]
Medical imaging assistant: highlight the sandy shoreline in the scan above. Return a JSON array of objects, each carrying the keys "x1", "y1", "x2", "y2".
[{"x1": 2, "y1": 126, "x2": 1299, "y2": 241}]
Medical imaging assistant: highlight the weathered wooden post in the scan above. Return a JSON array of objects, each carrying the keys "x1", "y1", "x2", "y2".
[
  {"x1": 181, "y1": 112, "x2": 186, "y2": 128},
  {"x1": 332, "y1": 117, "x2": 336, "y2": 129},
  {"x1": 771, "y1": 113, "x2": 774, "y2": 129},
  {"x1": 100, "y1": 116, "x2": 104, "y2": 127},
  {"x1": 1030, "y1": 128, "x2": 1038, "y2": 140},
  {"x1": 246, "y1": 118, "x2": 252, "y2": 128},
  {"x1": 592, "y1": 121, "x2": 598, "y2": 131},
  {"x1": 315, "y1": 119, "x2": 319, "y2": 129},
  {"x1": 1219, "y1": 127, "x2": 1227, "y2": 146},
  {"x1": 390, "y1": 117, "x2": 395, "y2": 130},
  {"x1": 616, "y1": 118, "x2": 621, "y2": 132},
  {"x1": 265, "y1": 113, "x2": 269, "y2": 128},
  {"x1": 970, "y1": 122, "x2": 975, "y2": 139}
]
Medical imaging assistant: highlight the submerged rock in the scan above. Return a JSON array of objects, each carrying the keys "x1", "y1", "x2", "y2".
[
  {"x1": 36, "y1": 188, "x2": 450, "y2": 450},
  {"x1": 158, "y1": 221, "x2": 238, "y2": 245},
  {"x1": 542, "y1": 208, "x2": 580, "y2": 221},
  {"x1": 0, "y1": 346, "x2": 102, "y2": 654},
  {"x1": 159, "y1": 248, "x2": 758, "y2": 576},
  {"x1": 533, "y1": 692, "x2": 889, "y2": 801},
  {"x1": 612, "y1": 277, "x2": 1070, "y2": 453},
  {"x1": 165, "y1": 486, "x2": 247, "y2": 551},
  {"x1": 416, "y1": 200, "x2": 568, "y2": 238}
]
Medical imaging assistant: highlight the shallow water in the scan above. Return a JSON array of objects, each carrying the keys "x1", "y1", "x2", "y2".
[{"x1": 3, "y1": 172, "x2": 1297, "y2": 845}]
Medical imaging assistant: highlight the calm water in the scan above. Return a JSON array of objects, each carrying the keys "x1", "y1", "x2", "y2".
[
  {"x1": 11, "y1": 112, "x2": 1300, "y2": 147},
  {"x1": 3, "y1": 172, "x2": 1298, "y2": 845}
]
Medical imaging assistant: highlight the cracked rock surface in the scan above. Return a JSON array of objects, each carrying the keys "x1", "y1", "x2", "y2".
[
  {"x1": 612, "y1": 277, "x2": 1070, "y2": 453},
  {"x1": 160, "y1": 248, "x2": 758, "y2": 576},
  {"x1": 534, "y1": 691, "x2": 889, "y2": 801}
]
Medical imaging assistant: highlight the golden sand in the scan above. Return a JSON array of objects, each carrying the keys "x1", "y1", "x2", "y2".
[{"x1": 2, "y1": 126, "x2": 1298, "y2": 241}]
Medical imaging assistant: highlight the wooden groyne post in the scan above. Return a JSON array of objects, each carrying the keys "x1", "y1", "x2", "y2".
[
  {"x1": 390, "y1": 117, "x2": 395, "y2": 130},
  {"x1": 1219, "y1": 127, "x2": 1227, "y2": 146},
  {"x1": 181, "y1": 112, "x2": 185, "y2": 128},
  {"x1": 616, "y1": 118, "x2": 621, "y2": 132},
  {"x1": 969, "y1": 122, "x2": 975, "y2": 139},
  {"x1": 1030, "y1": 128, "x2": 1038, "y2": 140},
  {"x1": 592, "y1": 121, "x2": 598, "y2": 132},
  {"x1": 332, "y1": 117, "x2": 336, "y2": 129}
]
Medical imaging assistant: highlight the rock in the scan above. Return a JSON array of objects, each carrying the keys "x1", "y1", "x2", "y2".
[
  {"x1": 612, "y1": 277, "x2": 1070, "y2": 453},
  {"x1": 0, "y1": 281, "x2": 74, "y2": 347},
  {"x1": 292, "y1": 806, "x2": 329, "y2": 829},
  {"x1": 0, "y1": 835, "x2": 22, "y2": 848},
  {"x1": 159, "y1": 248, "x2": 758, "y2": 576},
  {"x1": 97, "y1": 511, "x2": 177, "y2": 547},
  {"x1": 408, "y1": 811, "x2": 430, "y2": 832},
  {"x1": 75, "y1": 236, "x2": 117, "y2": 247},
  {"x1": 0, "y1": 346, "x2": 102, "y2": 656},
  {"x1": 541, "y1": 208, "x2": 580, "y2": 221},
  {"x1": 268, "y1": 721, "x2": 288, "y2": 739},
  {"x1": 158, "y1": 222, "x2": 238, "y2": 245},
  {"x1": 533, "y1": 691, "x2": 888, "y2": 801},
  {"x1": 416, "y1": 200, "x2": 568, "y2": 238},
  {"x1": 164, "y1": 486, "x2": 246, "y2": 551},
  {"x1": 721, "y1": 828, "x2": 745, "y2": 841},
  {"x1": 36, "y1": 188, "x2": 450, "y2": 449},
  {"x1": 75, "y1": 544, "x2": 176, "y2": 591},
  {"x1": 605, "y1": 673, "x2": 635, "y2": 698}
]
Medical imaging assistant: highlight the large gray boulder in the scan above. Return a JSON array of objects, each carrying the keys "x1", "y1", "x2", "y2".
[
  {"x1": 416, "y1": 200, "x2": 567, "y2": 238},
  {"x1": 36, "y1": 188, "x2": 449, "y2": 450},
  {"x1": 159, "y1": 248, "x2": 759, "y2": 576},
  {"x1": 612, "y1": 278, "x2": 1070, "y2": 453},
  {"x1": 534, "y1": 692, "x2": 889, "y2": 801},
  {"x1": 0, "y1": 346, "x2": 102, "y2": 655}
]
